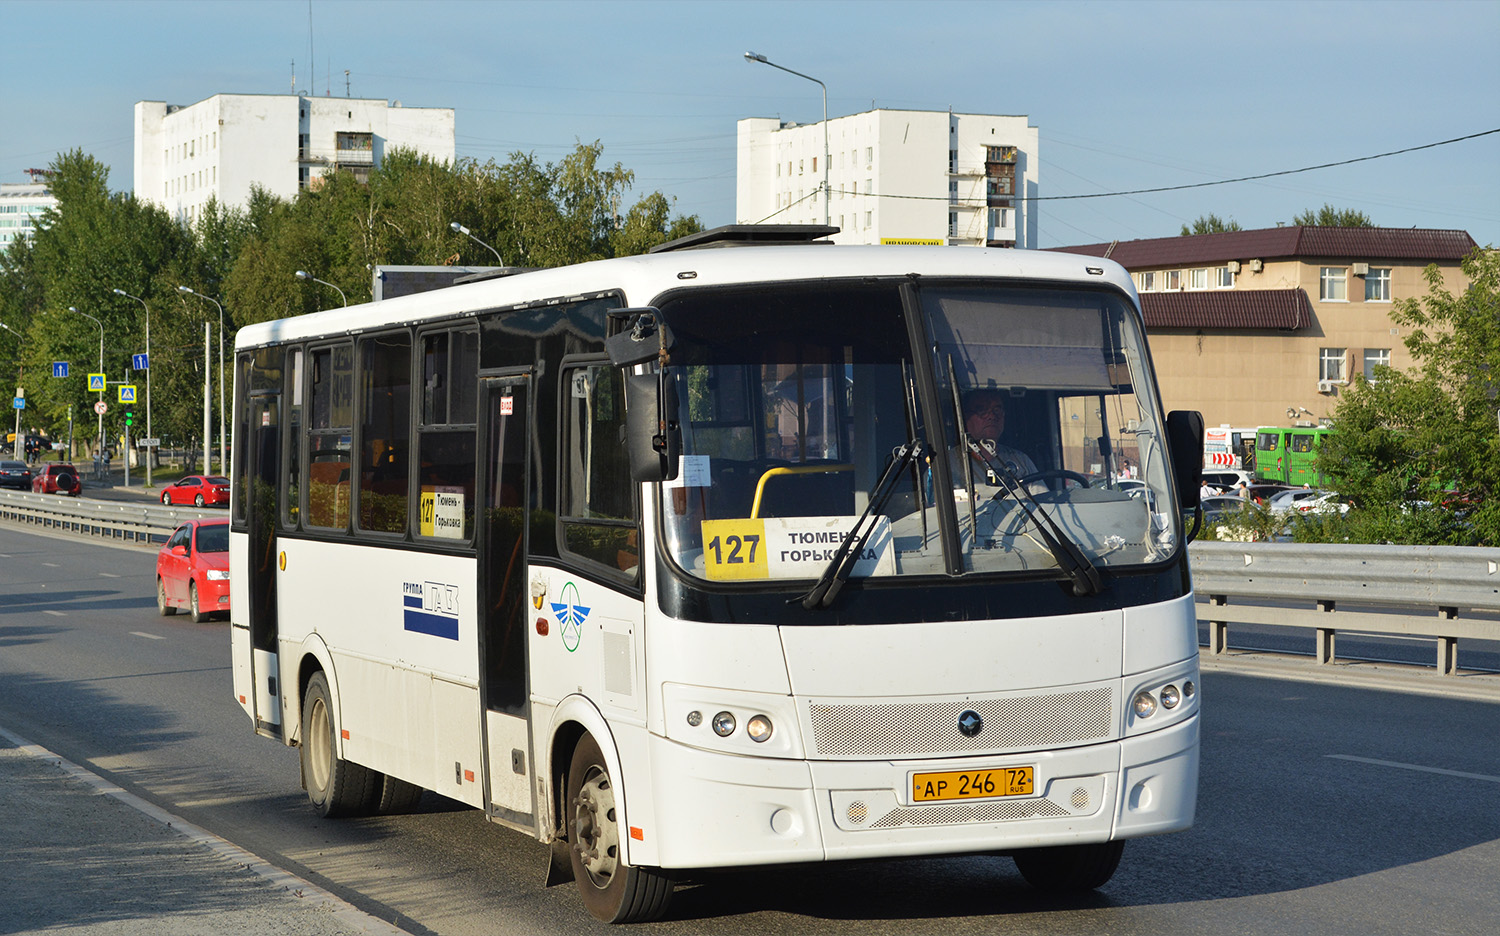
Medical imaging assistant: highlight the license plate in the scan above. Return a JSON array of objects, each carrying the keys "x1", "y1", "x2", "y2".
[{"x1": 912, "y1": 766, "x2": 1034, "y2": 802}]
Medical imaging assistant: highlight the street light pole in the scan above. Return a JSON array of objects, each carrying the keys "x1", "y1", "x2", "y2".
[
  {"x1": 113, "y1": 289, "x2": 152, "y2": 488},
  {"x1": 295, "y1": 270, "x2": 348, "y2": 307},
  {"x1": 449, "y1": 222, "x2": 505, "y2": 265},
  {"x1": 745, "y1": 51, "x2": 830, "y2": 228},
  {"x1": 67, "y1": 306, "x2": 105, "y2": 476},
  {"x1": 0, "y1": 321, "x2": 21, "y2": 461},
  {"x1": 178, "y1": 287, "x2": 226, "y2": 474}
]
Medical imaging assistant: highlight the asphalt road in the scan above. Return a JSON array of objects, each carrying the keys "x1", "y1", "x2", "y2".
[{"x1": 2, "y1": 523, "x2": 1498, "y2": 935}]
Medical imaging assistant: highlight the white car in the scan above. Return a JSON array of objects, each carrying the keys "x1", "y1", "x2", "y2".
[
  {"x1": 1201, "y1": 469, "x2": 1253, "y2": 492},
  {"x1": 1267, "y1": 488, "x2": 1324, "y2": 514},
  {"x1": 1296, "y1": 491, "x2": 1351, "y2": 515}
]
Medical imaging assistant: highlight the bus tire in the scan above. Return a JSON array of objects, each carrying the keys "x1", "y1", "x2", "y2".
[
  {"x1": 300, "y1": 672, "x2": 380, "y2": 818},
  {"x1": 376, "y1": 775, "x2": 424, "y2": 814},
  {"x1": 1013, "y1": 840, "x2": 1125, "y2": 892},
  {"x1": 157, "y1": 578, "x2": 176, "y2": 616},
  {"x1": 566, "y1": 733, "x2": 673, "y2": 923}
]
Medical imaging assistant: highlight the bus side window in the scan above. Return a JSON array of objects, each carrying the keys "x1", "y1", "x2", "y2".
[{"x1": 559, "y1": 362, "x2": 638, "y2": 574}]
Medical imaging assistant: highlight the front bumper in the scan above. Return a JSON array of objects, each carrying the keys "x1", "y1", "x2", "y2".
[{"x1": 644, "y1": 713, "x2": 1198, "y2": 869}]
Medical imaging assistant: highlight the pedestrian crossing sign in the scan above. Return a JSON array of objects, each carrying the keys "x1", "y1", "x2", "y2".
[
  {"x1": 89, "y1": 373, "x2": 106, "y2": 392},
  {"x1": 119, "y1": 385, "x2": 137, "y2": 404}
]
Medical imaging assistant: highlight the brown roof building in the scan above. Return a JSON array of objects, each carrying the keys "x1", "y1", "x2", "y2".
[{"x1": 1051, "y1": 226, "x2": 1479, "y2": 446}]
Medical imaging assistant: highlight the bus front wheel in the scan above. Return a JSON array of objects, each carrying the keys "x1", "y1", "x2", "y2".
[
  {"x1": 566, "y1": 733, "x2": 673, "y2": 923},
  {"x1": 300, "y1": 672, "x2": 380, "y2": 818},
  {"x1": 1013, "y1": 840, "x2": 1125, "y2": 892}
]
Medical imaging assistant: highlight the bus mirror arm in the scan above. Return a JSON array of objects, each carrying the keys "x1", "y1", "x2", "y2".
[{"x1": 605, "y1": 308, "x2": 674, "y2": 367}]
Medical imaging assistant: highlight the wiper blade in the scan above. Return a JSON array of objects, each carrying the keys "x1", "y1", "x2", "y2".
[
  {"x1": 968, "y1": 442, "x2": 1103, "y2": 597},
  {"x1": 799, "y1": 439, "x2": 926, "y2": 610}
]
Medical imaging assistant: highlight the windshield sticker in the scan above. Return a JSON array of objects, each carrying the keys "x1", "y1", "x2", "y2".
[
  {"x1": 664, "y1": 455, "x2": 710, "y2": 489},
  {"x1": 700, "y1": 516, "x2": 895, "y2": 581},
  {"x1": 403, "y1": 580, "x2": 460, "y2": 640},
  {"x1": 419, "y1": 486, "x2": 466, "y2": 539},
  {"x1": 551, "y1": 581, "x2": 588, "y2": 652}
]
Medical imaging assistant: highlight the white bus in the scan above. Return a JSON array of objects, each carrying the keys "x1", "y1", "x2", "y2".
[{"x1": 230, "y1": 226, "x2": 1207, "y2": 923}]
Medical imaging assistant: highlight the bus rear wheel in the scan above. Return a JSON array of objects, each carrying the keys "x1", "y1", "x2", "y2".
[
  {"x1": 1013, "y1": 840, "x2": 1125, "y2": 892},
  {"x1": 300, "y1": 672, "x2": 380, "y2": 818},
  {"x1": 566, "y1": 733, "x2": 672, "y2": 923}
]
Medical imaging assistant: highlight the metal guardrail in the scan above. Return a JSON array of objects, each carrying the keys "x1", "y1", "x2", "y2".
[
  {"x1": 1191, "y1": 541, "x2": 1500, "y2": 675},
  {"x1": 0, "y1": 489, "x2": 213, "y2": 545}
]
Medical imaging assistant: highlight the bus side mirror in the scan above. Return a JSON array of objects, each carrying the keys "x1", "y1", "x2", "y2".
[
  {"x1": 606, "y1": 308, "x2": 673, "y2": 367},
  {"x1": 624, "y1": 373, "x2": 680, "y2": 483},
  {"x1": 1167, "y1": 410, "x2": 1205, "y2": 509}
]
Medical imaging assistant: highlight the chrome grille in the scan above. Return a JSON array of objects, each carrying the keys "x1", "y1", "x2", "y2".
[
  {"x1": 809, "y1": 686, "x2": 1114, "y2": 758},
  {"x1": 869, "y1": 797, "x2": 1070, "y2": 829}
]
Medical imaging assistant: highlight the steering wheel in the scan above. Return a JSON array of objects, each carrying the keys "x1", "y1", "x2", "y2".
[{"x1": 1018, "y1": 469, "x2": 1091, "y2": 489}]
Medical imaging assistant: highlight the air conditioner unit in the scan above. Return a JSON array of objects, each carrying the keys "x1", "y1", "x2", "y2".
[
  {"x1": 1226, "y1": 260, "x2": 1241, "y2": 273},
  {"x1": 1352, "y1": 262, "x2": 1369, "y2": 276},
  {"x1": 1249, "y1": 259, "x2": 1263, "y2": 272},
  {"x1": 1317, "y1": 379, "x2": 1336, "y2": 393}
]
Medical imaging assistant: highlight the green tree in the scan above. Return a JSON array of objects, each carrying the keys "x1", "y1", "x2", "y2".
[
  {"x1": 1180, "y1": 214, "x2": 1242, "y2": 236},
  {"x1": 1317, "y1": 248, "x2": 1500, "y2": 544},
  {"x1": 1293, "y1": 204, "x2": 1373, "y2": 227}
]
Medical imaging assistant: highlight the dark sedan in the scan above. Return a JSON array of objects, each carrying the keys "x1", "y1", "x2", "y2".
[{"x1": 0, "y1": 460, "x2": 32, "y2": 489}]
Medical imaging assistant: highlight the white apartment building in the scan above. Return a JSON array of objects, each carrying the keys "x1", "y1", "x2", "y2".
[
  {"x1": 0, "y1": 181, "x2": 56, "y2": 249},
  {"x1": 134, "y1": 94, "x2": 455, "y2": 223},
  {"x1": 737, "y1": 109, "x2": 1038, "y2": 248}
]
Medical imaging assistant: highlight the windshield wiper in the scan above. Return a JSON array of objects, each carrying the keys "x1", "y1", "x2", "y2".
[
  {"x1": 799, "y1": 439, "x2": 926, "y2": 610},
  {"x1": 968, "y1": 442, "x2": 1103, "y2": 597}
]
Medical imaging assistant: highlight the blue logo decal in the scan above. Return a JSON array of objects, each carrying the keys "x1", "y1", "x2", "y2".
[
  {"x1": 550, "y1": 581, "x2": 589, "y2": 652},
  {"x1": 403, "y1": 581, "x2": 460, "y2": 640}
]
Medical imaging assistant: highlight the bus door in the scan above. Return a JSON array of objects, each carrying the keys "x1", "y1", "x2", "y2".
[
  {"x1": 246, "y1": 389, "x2": 282, "y2": 735},
  {"x1": 477, "y1": 375, "x2": 536, "y2": 828}
]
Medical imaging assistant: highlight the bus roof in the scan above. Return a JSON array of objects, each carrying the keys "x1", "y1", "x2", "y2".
[{"x1": 236, "y1": 246, "x2": 1137, "y2": 350}]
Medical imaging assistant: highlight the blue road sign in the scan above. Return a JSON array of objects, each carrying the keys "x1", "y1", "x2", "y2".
[
  {"x1": 133, "y1": 353, "x2": 149, "y2": 370},
  {"x1": 118, "y1": 385, "x2": 137, "y2": 404},
  {"x1": 12, "y1": 397, "x2": 23, "y2": 410},
  {"x1": 52, "y1": 361, "x2": 69, "y2": 378},
  {"x1": 88, "y1": 373, "x2": 106, "y2": 392}
]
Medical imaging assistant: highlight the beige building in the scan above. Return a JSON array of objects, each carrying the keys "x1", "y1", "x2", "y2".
[{"x1": 1054, "y1": 226, "x2": 1478, "y2": 434}]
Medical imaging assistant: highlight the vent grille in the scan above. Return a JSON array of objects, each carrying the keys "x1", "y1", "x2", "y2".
[
  {"x1": 809, "y1": 686, "x2": 1114, "y2": 758},
  {"x1": 870, "y1": 797, "x2": 1070, "y2": 829},
  {"x1": 602, "y1": 632, "x2": 633, "y2": 696}
]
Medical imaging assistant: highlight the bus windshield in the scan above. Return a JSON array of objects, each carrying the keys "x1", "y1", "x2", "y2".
[{"x1": 656, "y1": 280, "x2": 1178, "y2": 586}]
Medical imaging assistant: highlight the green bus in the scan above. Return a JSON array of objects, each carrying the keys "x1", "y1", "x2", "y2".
[{"x1": 1254, "y1": 426, "x2": 1332, "y2": 486}]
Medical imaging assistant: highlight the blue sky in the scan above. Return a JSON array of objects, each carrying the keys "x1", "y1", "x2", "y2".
[{"x1": 3, "y1": 0, "x2": 1497, "y2": 248}]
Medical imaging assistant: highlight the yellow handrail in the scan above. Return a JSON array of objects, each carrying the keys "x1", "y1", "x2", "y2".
[{"x1": 750, "y1": 464, "x2": 854, "y2": 519}]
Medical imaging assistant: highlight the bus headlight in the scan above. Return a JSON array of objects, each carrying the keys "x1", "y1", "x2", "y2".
[
  {"x1": 1132, "y1": 690, "x2": 1157, "y2": 719},
  {"x1": 712, "y1": 711, "x2": 736, "y2": 737},
  {"x1": 1160, "y1": 684, "x2": 1181, "y2": 709},
  {"x1": 746, "y1": 715, "x2": 773, "y2": 743}
]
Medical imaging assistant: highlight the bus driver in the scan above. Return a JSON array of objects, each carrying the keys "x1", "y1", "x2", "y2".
[{"x1": 958, "y1": 388, "x2": 1037, "y2": 484}]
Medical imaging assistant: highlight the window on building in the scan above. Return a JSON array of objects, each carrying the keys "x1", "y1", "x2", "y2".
[
  {"x1": 864, "y1": 179, "x2": 872, "y2": 195},
  {"x1": 948, "y1": 212, "x2": 957, "y2": 236},
  {"x1": 812, "y1": 156, "x2": 817, "y2": 172},
  {"x1": 1187, "y1": 268, "x2": 1208, "y2": 290},
  {"x1": 949, "y1": 149, "x2": 958, "y2": 172},
  {"x1": 1216, "y1": 267, "x2": 1235, "y2": 288},
  {"x1": 776, "y1": 162, "x2": 780, "y2": 178},
  {"x1": 1363, "y1": 348, "x2": 1390, "y2": 382},
  {"x1": 1167, "y1": 270, "x2": 1182, "y2": 290},
  {"x1": 798, "y1": 159, "x2": 804, "y2": 176},
  {"x1": 1139, "y1": 271, "x2": 1156, "y2": 292},
  {"x1": 1365, "y1": 268, "x2": 1391, "y2": 302},
  {"x1": 1320, "y1": 347, "x2": 1346, "y2": 382},
  {"x1": 1320, "y1": 267, "x2": 1347, "y2": 301},
  {"x1": 865, "y1": 211, "x2": 872, "y2": 227}
]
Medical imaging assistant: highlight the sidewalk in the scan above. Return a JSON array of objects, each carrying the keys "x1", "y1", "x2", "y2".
[{"x1": 0, "y1": 728, "x2": 405, "y2": 936}]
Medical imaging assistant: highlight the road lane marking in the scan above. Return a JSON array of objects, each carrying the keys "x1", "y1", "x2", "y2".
[
  {"x1": 98, "y1": 572, "x2": 120, "y2": 578},
  {"x1": 0, "y1": 724, "x2": 411, "y2": 936},
  {"x1": 43, "y1": 610, "x2": 66, "y2": 617},
  {"x1": 42, "y1": 562, "x2": 60, "y2": 567},
  {"x1": 1327, "y1": 754, "x2": 1500, "y2": 784},
  {"x1": 129, "y1": 632, "x2": 165, "y2": 640}
]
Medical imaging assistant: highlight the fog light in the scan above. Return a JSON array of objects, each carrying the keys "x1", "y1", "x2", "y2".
[
  {"x1": 686, "y1": 710, "x2": 702, "y2": 727},
  {"x1": 1183, "y1": 680, "x2": 1196, "y2": 698},
  {"x1": 712, "y1": 711, "x2": 736, "y2": 737},
  {"x1": 1132, "y1": 690, "x2": 1157, "y2": 719},
  {"x1": 747, "y1": 715, "x2": 773, "y2": 743},
  {"x1": 1161, "y1": 684, "x2": 1181, "y2": 709}
]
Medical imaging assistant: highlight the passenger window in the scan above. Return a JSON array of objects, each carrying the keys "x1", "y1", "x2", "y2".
[
  {"x1": 306, "y1": 343, "x2": 354, "y2": 529},
  {"x1": 417, "y1": 328, "x2": 478, "y2": 543},
  {"x1": 358, "y1": 332, "x2": 412, "y2": 535},
  {"x1": 559, "y1": 362, "x2": 638, "y2": 573}
]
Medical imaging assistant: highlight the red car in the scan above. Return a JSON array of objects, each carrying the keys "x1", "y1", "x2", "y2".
[
  {"x1": 32, "y1": 463, "x2": 81, "y2": 496},
  {"x1": 161, "y1": 474, "x2": 230, "y2": 507},
  {"x1": 157, "y1": 518, "x2": 230, "y2": 622}
]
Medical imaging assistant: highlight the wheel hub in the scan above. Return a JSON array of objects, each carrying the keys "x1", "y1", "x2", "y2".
[{"x1": 572, "y1": 766, "x2": 620, "y2": 887}]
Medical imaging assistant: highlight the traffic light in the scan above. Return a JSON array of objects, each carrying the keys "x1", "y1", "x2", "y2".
[{"x1": 125, "y1": 411, "x2": 134, "y2": 428}]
